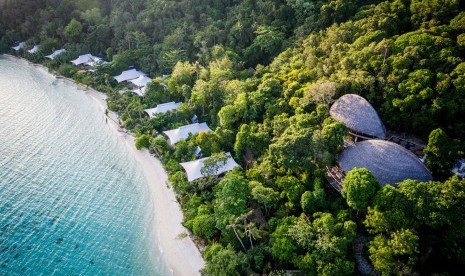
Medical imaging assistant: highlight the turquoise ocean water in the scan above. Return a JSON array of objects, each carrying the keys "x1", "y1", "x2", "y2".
[{"x1": 0, "y1": 56, "x2": 167, "y2": 275}]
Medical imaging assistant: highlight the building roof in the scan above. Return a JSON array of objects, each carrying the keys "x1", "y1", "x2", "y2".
[
  {"x1": 70, "y1": 54, "x2": 98, "y2": 66},
  {"x1": 27, "y1": 45, "x2": 39, "y2": 54},
  {"x1": 129, "y1": 75, "x2": 152, "y2": 87},
  {"x1": 330, "y1": 94, "x2": 386, "y2": 139},
  {"x1": 180, "y1": 152, "x2": 240, "y2": 182},
  {"x1": 132, "y1": 86, "x2": 147, "y2": 97},
  {"x1": 45, "y1": 49, "x2": 66, "y2": 59},
  {"x1": 338, "y1": 140, "x2": 432, "y2": 185},
  {"x1": 12, "y1": 42, "x2": 26, "y2": 51},
  {"x1": 452, "y1": 159, "x2": 465, "y2": 178},
  {"x1": 163, "y1": 123, "x2": 211, "y2": 145},
  {"x1": 144, "y1": 102, "x2": 181, "y2": 118},
  {"x1": 113, "y1": 69, "x2": 146, "y2": 83}
]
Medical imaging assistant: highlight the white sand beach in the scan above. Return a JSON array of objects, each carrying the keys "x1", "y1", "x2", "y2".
[
  {"x1": 87, "y1": 90, "x2": 205, "y2": 276},
  {"x1": 3, "y1": 54, "x2": 205, "y2": 275}
]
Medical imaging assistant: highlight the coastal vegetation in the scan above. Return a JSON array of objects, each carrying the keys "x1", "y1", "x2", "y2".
[{"x1": 2, "y1": 0, "x2": 465, "y2": 274}]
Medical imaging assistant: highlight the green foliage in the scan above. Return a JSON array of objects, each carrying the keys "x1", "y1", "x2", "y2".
[
  {"x1": 288, "y1": 212, "x2": 356, "y2": 275},
  {"x1": 57, "y1": 64, "x2": 77, "y2": 78},
  {"x1": 214, "y1": 173, "x2": 250, "y2": 233},
  {"x1": 301, "y1": 178, "x2": 326, "y2": 214},
  {"x1": 192, "y1": 214, "x2": 217, "y2": 240},
  {"x1": 201, "y1": 244, "x2": 248, "y2": 276},
  {"x1": 342, "y1": 167, "x2": 380, "y2": 211},
  {"x1": 135, "y1": 134, "x2": 150, "y2": 150},
  {"x1": 63, "y1": 19, "x2": 83, "y2": 43},
  {"x1": 369, "y1": 229, "x2": 419, "y2": 275},
  {"x1": 3, "y1": 0, "x2": 465, "y2": 274},
  {"x1": 424, "y1": 128, "x2": 459, "y2": 179}
]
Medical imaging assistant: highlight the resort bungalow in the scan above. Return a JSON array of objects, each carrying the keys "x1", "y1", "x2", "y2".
[
  {"x1": 113, "y1": 69, "x2": 146, "y2": 83},
  {"x1": 45, "y1": 49, "x2": 66, "y2": 60},
  {"x1": 330, "y1": 94, "x2": 386, "y2": 140},
  {"x1": 70, "y1": 54, "x2": 100, "y2": 68},
  {"x1": 129, "y1": 75, "x2": 152, "y2": 96},
  {"x1": 28, "y1": 45, "x2": 40, "y2": 54},
  {"x1": 12, "y1": 42, "x2": 26, "y2": 51},
  {"x1": 337, "y1": 140, "x2": 432, "y2": 186},
  {"x1": 144, "y1": 102, "x2": 181, "y2": 118},
  {"x1": 163, "y1": 123, "x2": 212, "y2": 145},
  {"x1": 180, "y1": 152, "x2": 240, "y2": 182}
]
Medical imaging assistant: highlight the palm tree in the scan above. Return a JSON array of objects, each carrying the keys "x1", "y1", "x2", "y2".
[{"x1": 226, "y1": 218, "x2": 246, "y2": 251}]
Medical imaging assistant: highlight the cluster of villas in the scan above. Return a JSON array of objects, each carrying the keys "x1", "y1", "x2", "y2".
[
  {"x1": 14, "y1": 42, "x2": 460, "y2": 185},
  {"x1": 12, "y1": 41, "x2": 241, "y2": 182}
]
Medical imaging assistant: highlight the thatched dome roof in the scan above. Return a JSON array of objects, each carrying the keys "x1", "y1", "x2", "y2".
[
  {"x1": 330, "y1": 94, "x2": 386, "y2": 139},
  {"x1": 338, "y1": 140, "x2": 432, "y2": 185}
]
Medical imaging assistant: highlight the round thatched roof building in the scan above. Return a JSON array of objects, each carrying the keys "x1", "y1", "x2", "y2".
[
  {"x1": 330, "y1": 94, "x2": 386, "y2": 139},
  {"x1": 338, "y1": 140, "x2": 432, "y2": 185}
]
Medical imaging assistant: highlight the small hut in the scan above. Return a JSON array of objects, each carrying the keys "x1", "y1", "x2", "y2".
[
  {"x1": 45, "y1": 49, "x2": 66, "y2": 59},
  {"x1": 330, "y1": 94, "x2": 386, "y2": 139},
  {"x1": 180, "y1": 152, "x2": 240, "y2": 182},
  {"x1": 163, "y1": 123, "x2": 212, "y2": 145},
  {"x1": 113, "y1": 69, "x2": 146, "y2": 83},
  {"x1": 338, "y1": 140, "x2": 432, "y2": 186},
  {"x1": 144, "y1": 102, "x2": 181, "y2": 118},
  {"x1": 28, "y1": 45, "x2": 40, "y2": 54},
  {"x1": 70, "y1": 54, "x2": 101, "y2": 69},
  {"x1": 129, "y1": 75, "x2": 152, "y2": 96},
  {"x1": 12, "y1": 42, "x2": 26, "y2": 51}
]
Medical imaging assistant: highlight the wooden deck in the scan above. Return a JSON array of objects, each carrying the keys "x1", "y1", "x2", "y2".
[{"x1": 325, "y1": 166, "x2": 345, "y2": 193}]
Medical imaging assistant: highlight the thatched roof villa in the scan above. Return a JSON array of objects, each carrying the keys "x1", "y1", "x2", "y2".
[
  {"x1": 330, "y1": 94, "x2": 386, "y2": 139},
  {"x1": 338, "y1": 140, "x2": 432, "y2": 185}
]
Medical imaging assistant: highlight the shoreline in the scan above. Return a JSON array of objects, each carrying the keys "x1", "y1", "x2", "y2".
[{"x1": 2, "y1": 54, "x2": 205, "y2": 275}]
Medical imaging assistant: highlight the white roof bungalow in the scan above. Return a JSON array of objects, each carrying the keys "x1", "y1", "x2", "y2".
[
  {"x1": 85, "y1": 57, "x2": 107, "y2": 68},
  {"x1": 12, "y1": 42, "x2": 26, "y2": 51},
  {"x1": 45, "y1": 49, "x2": 66, "y2": 59},
  {"x1": 129, "y1": 75, "x2": 152, "y2": 96},
  {"x1": 163, "y1": 122, "x2": 211, "y2": 145},
  {"x1": 28, "y1": 45, "x2": 40, "y2": 54},
  {"x1": 130, "y1": 75, "x2": 152, "y2": 87},
  {"x1": 113, "y1": 69, "x2": 146, "y2": 83},
  {"x1": 180, "y1": 152, "x2": 240, "y2": 182},
  {"x1": 144, "y1": 102, "x2": 181, "y2": 118},
  {"x1": 70, "y1": 54, "x2": 99, "y2": 66},
  {"x1": 132, "y1": 86, "x2": 147, "y2": 97}
]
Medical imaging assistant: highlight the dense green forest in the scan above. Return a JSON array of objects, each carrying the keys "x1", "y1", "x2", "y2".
[{"x1": 2, "y1": 0, "x2": 465, "y2": 274}]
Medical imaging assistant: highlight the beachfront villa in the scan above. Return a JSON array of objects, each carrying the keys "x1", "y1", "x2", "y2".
[
  {"x1": 129, "y1": 75, "x2": 152, "y2": 96},
  {"x1": 28, "y1": 45, "x2": 40, "y2": 54},
  {"x1": 113, "y1": 68, "x2": 146, "y2": 83},
  {"x1": 163, "y1": 123, "x2": 212, "y2": 145},
  {"x1": 70, "y1": 54, "x2": 102, "y2": 69},
  {"x1": 330, "y1": 94, "x2": 386, "y2": 140},
  {"x1": 180, "y1": 152, "x2": 240, "y2": 182},
  {"x1": 45, "y1": 49, "x2": 66, "y2": 59},
  {"x1": 12, "y1": 42, "x2": 26, "y2": 51},
  {"x1": 144, "y1": 102, "x2": 181, "y2": 118}
]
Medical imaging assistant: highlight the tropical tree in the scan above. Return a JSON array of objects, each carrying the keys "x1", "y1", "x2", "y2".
[{"x1": 342, "y1": 167, "x2": 380, "y2": 212}]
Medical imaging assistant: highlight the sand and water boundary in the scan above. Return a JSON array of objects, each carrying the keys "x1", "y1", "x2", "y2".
[{"x1": 1, "y1": 54, "x2": 205, "y2": 275}]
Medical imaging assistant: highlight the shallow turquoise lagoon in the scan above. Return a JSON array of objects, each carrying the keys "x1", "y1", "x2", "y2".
[{"x1": 0, "y1": 56, "x2": 167, "y2": 275}]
